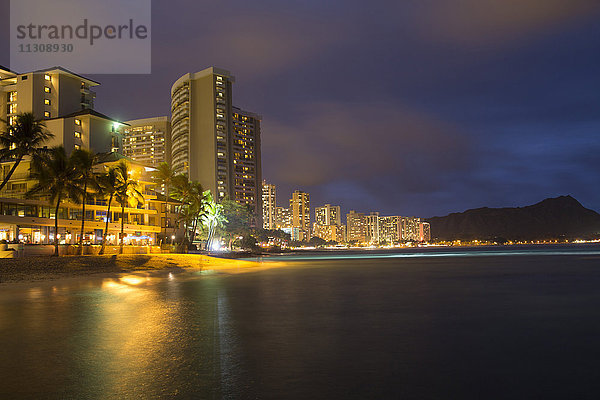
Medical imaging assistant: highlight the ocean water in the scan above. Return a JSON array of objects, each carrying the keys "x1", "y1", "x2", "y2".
[{"x1": 2, "y1": 245, "x2": 600, "y2": 399}]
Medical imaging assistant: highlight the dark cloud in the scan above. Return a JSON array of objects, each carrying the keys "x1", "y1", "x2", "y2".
[
  {"x1": 413, "y1": 0, "x2": 600, "y2": 46},
  {"x1": 1, "y1": 0, "x2": 599, "y2": 216},
  {"x1": 263, "y1": 102, "x2": 476, "y2": 185}
]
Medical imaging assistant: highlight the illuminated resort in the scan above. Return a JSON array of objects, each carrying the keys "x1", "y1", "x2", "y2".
[{"x1": 0, "y1": 66, "x2": 174, "y2": 246}]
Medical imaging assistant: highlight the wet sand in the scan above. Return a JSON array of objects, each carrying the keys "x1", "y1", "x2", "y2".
[{"x1": 0, "y1": 254, "x2": 265, "y2": 284}]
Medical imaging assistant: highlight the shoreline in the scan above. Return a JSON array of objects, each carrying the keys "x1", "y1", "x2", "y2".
[
  {"x1": 2, "y1": 243, "x2": 598, "y2": 285},
  {"x1": 0, "y1": 254, "x2": 267, "y2": 285}
]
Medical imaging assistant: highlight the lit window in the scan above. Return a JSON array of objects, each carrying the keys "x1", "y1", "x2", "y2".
[
  {"x1": 44, "y1": 74, "x2": 51, "y2": 81},
  {"x1": 44, "y1": 99, "x2": 51, "y2": 105},
  {"x1": 74, "y1": 131, "x2": 81, "y2": 139},
  {"x1": 44, "y1": 86, "x2": 51, "y2": 93},
  {"x1": 74, "y1": 119, "x2": 81, "y2": 126},
  {"x1": 44, "y1": 111, "x2": 50, "y2": 118},
  {"x1": 74, "y1": 144, "x2": 81, "y2": 150}
]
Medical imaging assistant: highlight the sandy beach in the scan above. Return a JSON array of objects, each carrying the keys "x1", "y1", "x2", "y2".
[{"x1": 0, "y1": 254, "x2": 269, "y2": 284}]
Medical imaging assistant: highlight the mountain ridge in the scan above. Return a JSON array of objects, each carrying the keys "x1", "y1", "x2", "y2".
[{"x1": 426, "y1": 195, "x2": 600, "y2": 241}]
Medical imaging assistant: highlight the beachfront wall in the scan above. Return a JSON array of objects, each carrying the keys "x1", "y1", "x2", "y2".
[{"x1": 0, "y1": 244, "x2": 163, "y2": 258}]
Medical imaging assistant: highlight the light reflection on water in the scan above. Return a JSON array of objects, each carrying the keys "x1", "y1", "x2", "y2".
[
  {"x1": 249, "y1": 245, "x2": 600, "y2": 262},
  {"x1": 0, "y1": 273, "x2": 239, "y2": 399},
  {"x1": 2, "y1": 246, "x2": 600, "y2": 399}
]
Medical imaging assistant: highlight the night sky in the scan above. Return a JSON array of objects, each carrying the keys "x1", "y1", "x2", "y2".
[{"x1": 2, "y1": 0, "x2": 600, "y2": 217}]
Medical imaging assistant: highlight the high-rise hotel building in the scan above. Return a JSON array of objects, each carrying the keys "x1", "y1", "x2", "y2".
[
  {"x1": 400, "y1": 217, "x2": 431, "y2": 242},
  {"x1": 231, "y1": 107, "x2": 262, "y2": 221},
  {"x1": 170, "y1": 67, "x2": 233, "y2": 200},
  {"x1": 313, "y1": 204, "x2": 345, "y2": 242},
  {"x1": 365, "y1": 212, "x2": 381, "y2": 244},
  {"x1": 314, "y1": 204, "x2": 341, "y2": 226},
  {"x1": 122, "y1": 117, "x2": 171, "y2": 167},
  {"x1": 346, "y1": 210, "x2": 367, "y2": 243},
  {"x1": 262, "y1": 181, "x2": 276, "y2": 229},
  {"x1": 290, "y1": 190, "x2": 310, "y2": 241},
  {"x1": 170, "y1": 67, "x2": 262, "y2": 220}
]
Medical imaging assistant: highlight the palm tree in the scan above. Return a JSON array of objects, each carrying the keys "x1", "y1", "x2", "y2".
[
  {"x1": 202, "y1": 192, "x2": 226, "y2": 251},
  {"x1": 171, "y1": 175, "x2": 193, "y2": 244},
  {"x1": 97, "y1": 166, "x2": 119, "y2": 255},
  {"x1": 114, "y1": 161, "x2": 144, "y2": 254},
  {"x1": 26, "y1": 146, "x2": 82, "y2": 256},
  {"x1": 153, "y1": 162, "x2": 175, "y2": 243},
  {"x1": 171, "y1": 174, "x2": 193, "y2": 209},
  {"x1": 0, "y1": 113, "x2": 53, "y2": 191},
  {"x1": 71, "y1": 149, "x2": 97, "y2": 255},
  {"x1": 188, "y1": 182, "x2": 210, "y2": 245}
]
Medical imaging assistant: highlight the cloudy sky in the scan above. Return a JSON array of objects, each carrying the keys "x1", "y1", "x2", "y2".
[{"x1": 2, "y1": 0, "x2": 600, "y2": 217}]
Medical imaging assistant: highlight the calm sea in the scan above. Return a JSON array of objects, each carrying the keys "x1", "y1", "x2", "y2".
[{"x1": 2, "y1": 244, "x2": 600, "y2": 399}]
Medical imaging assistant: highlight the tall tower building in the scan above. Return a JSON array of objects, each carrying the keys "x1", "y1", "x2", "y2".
[
  {"x1": 231, "y1": 107, "x2": 262, "y2": 223},
  {"x1": 170, "y1": 67, "x2": 234, "y2": 201},
  {"x1": 314, "y1": 204, "x2": 341, "y2": 226},
  {"x1": 421, "y1": 222, "x2": 431, "y2": 242},
  {"x1": 122, "y1": 116, "x2": 171, "y2": 167},
  {"x1": 262, "y1": 181, "x2": 276, "y2": 229},
  {"x1": 346, "y1": 210, "x2": 366, "y2": 243},
  {"x1": 379, "y1": 216, "x2": 400, "y2": 244},
  {"x1": 365, "y1": 212, "x2": 380, "y2": 244},
  {"x1": 290, "y1": 190, "x2": 310, "y2": 241},
  {"x1": 400, "y1": 217, "x2": 430, "y2": 242},
  {"x1": 170, "y1": 67, "x2": 263, "y2": 219}
]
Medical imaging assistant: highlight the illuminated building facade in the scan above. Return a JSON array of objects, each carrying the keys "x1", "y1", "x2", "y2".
[
  {"x1": 314, "y1": 204, "x2": 341, "y2": 226},
  {"x1": 122, "y1": 116, "x2": 171, "y2": 167},
  {"x1": 400, "y1": 217, "x2": 420, "y2": 242},
  {"x1": 170, "y1": 67, "x2": 263, "y2": 222},
  {"x1": 400, "y1": 217, "x2": 430, "y2": 242},
  {"x1": 379, "y1": 215, "x2": 401, "y2": 244},
  {"x1": 262, "y1": 181, "x2": 276, "y2": 229},
  {"x1": 0, "y1": 66, "x2": 166, "y2": 245},
  {"x1": 365, "y1": 212, "x2": 380, "y2": 244},
  {"x1": 290, "y1": 190, "x2": 310, "y2": 241},
  {"x1": 0, "y1": 66, "x2": 121, "y2": 154},
  {"x1": 231, "y1": 107, "x2": 262, "y2": 224},
  {"x1": 170, "y1": 67, "x2": 235, "y2": 201},
  {"x1": 313, "y1": 204, "x2": 344, "y2": 242},
  {"x1": 0, "y1": 66, "x2": 95, "y2": 126},
  {"x1": 312, "y1": 223, "x2": 345, "y2": 243},
  {"x1": 421, "y1": 221, "x2": 431, "y2": 242},
  {"x1": 346, "y1": 210, "x2": 367, "y2": 243},
  {"x1": 274, "y1": 206, "x2": 291, "y2": 229},
  {"x1": 0, "y1": 154, "x2": 165, "y2": 244}
]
